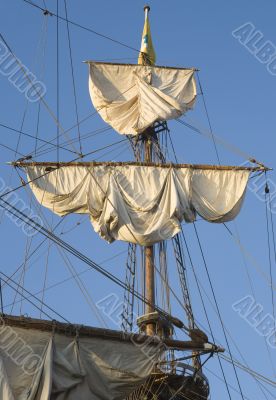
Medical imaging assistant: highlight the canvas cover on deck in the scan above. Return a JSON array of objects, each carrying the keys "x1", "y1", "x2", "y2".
[
  {"x1": 0, "y1": 325, "x2": 159, "y2": 399},
  {"x1": 25, "y1": 165, "x2": 250, "y2": 246},
  {"x1": 88, "y1": 62, "x2": 196, "y2": 135}
]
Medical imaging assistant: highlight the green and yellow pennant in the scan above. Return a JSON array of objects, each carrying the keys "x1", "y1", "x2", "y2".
[{"x1": 138, "y1": 6, "x2": 156, "y2": 66}]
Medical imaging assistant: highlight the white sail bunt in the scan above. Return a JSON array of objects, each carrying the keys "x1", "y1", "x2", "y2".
[
  {"x1": 25, "y1": 164, "x2": 250, "y2": 246},
  {"x1": 0, "y1": 323, "x2": 159, "y2": 399},
  {"x1": 88, "y1": 62, "x2": 197, "y2": 135}
]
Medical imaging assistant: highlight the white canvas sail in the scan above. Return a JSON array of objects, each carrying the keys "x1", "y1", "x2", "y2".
[
  {"x1": 25, "y1": 164, "x2": 250, "y2": 246},
  {"x1": 88, "y1": 62, "x2": 197, "y2": 135},
  {"x1": 0, "y1": 324, "x2": 159, "y2": 400}
]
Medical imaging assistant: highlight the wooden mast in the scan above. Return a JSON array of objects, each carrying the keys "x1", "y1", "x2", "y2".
[
  {"x1": 144, "y1": 130, "x2": 155, "y2": 336},
  {"x1": 140, "y1": 5, "x2": 156, "y2": 336}
]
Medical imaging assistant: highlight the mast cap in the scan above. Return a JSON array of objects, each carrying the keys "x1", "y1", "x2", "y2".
[{"x1": 144, "y1": 5, "x2": 150, "y2": 12}]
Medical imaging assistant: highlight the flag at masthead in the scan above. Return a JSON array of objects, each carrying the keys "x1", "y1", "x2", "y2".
[{"x1": 138, "y1": 5, "x2": 156, "y2": 65}]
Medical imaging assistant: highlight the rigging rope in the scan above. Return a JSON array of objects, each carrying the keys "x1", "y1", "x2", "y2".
[
  {"x1": 23, "y1": 168, "x2": 110, "y2": 327},
  {"x1": 4, "y1": 193, "x2": 109, "y2": 327},
  {"x1": 20, "y1": 237, "x2": 32, "y2": 314},
  {"x1": 175, "y1": 117, "x2": 266, "y2": 167},
  {"x1": 1, "y1": 219, "x2": 65, "y2": 299},
  {"x1": 205, "y1": 367, "x2": 252, "y2": 400},
  {"x1": 190, "y1": 74, "x2": 264, "y2": 397},
  {"x1": 220, "y1": 212, "x2": 275, "y2": 398},
  {"x1": 196, "y1": 72, "x2": 221, "y2": 164},
  {"x1": 221, "y1": 354, "x2": 276, "y2": 388},
  {"x1": 13, "y1": 11, "x2": 49, "y2": 160},
  {"x1": 25, "y1": 80, "x2": 136, "y2": 159},
  {"x1": 40, "y1": 235, "x2": 51, "y2": 318},
  {"x1": 264, "y1": 178, "x2": 276, "y2": 331},
  {"x1": 0, "y1": 142, "x2": 26, "y2": 157},
  {"x1": 56, "y1": 0, "x2": 60, "y2": 161},
  {"x1": 0, "y1": 197, "x2": 189, "y2": 330},
  {"x1": 34, "y1": 12, "x2": 49, "y2": 155},
  {"x1": 0, "y1": 31, "x2": 78, "y2": 154},
  {"x1": 193, "y1": 223, "x2": 245, "y2": 400},
  {"x1": 166, "y1": 121, "x2": 233, "y2": 397},
  {"x1": 41, "y1": 0, "x2": 47, "y2": 9},
  {"x1": 223, "y1": 222, "x2": 276, "y2": 289},
  {"x1": 21, "y1": 0, "x2": 141, "y2": 54},
  {"x1": 27, "y1": 110, "x2": 98, "y2": 157},
  {"x1": 0, "y1": 269, "x2": 70, "y2": 322},
  {"x1": 172, "y1": 235, "x2": 194, "y2": 328},
  {"x1": 181, "y1": 228, "x2": 232, "y2": 399},
  {"x1": 232, "y1": 222, "x2": 276, "y2": 378},
  {"x1": 0, "y1": 137, "x2": 129, "y2": 203},
  {"x1": 188, "y1": 252, "x2": 274, "y2": 399},
  {"x1": 0, "y1": 122, "x2": 77, "y2": 155},
  {"x1": 3, "y1": 5, "x2": 273, "y2": 396},
  {"x1": 3, "y1": 251, "x2": 126, "y2": 310},
  {"x1": 64, "y1": 0, "x2": 82, "y2": 155}
]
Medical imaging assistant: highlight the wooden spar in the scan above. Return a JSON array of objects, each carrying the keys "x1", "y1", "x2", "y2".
[
  {"x1": 144, "y1": 130, "x2": 156, "y2": 336},
  {"x1": 10, "y1": 160, "x2": 271, "y2": 172},
  {"x1": 84, "y1": 60, "x2": 199, "y2": 72},
  {"x1": 132, "y1": 3, "x2": 156, "y2": 336},
  {"x1": 145, "y1": 246, "x2": 155, "y2": 335},
  {"x1": 1, "y1": 314, "x2": 224, "y2": 352}
]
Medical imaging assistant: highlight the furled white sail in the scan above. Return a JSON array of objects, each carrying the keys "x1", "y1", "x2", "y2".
[
  {"x1": 25, "y1": 164, "x2": 250, "y2": 246},
  {"x1": 0, "y1": 324, "x2": 159, "y2": 399},
  {"x1": 88, "y1": 62, "x2": 196, "y2": 135}
]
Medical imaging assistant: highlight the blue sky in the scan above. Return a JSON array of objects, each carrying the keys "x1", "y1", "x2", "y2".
[{"x1": 0, "y1": 0, "x2": 276, "y2": 398}]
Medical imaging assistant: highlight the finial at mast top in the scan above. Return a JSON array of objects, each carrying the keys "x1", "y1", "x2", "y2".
[{"x1": 144, "y1": 5, "x2": 150, "y2": 13}]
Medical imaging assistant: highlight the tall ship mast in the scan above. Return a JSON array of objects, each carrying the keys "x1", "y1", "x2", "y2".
[{"x1": 0, "y1": 3, "x2": 273, "y2": 399}]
